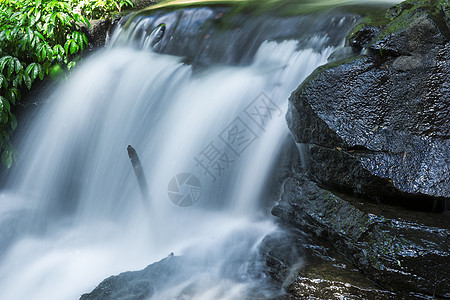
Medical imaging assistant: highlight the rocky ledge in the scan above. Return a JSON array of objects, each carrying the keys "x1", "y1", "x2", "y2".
[
  {"x1": 270, "y1": 174, "x2": 449, "y2": 298},
  {"x1": 286, "y1": 0, "x2": 449, "y2": 211}
]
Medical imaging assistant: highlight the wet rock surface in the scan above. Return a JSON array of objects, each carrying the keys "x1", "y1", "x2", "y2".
[
  {"x1": 286, "y1": 0, "x2": 450, "y2": 210},
  {"x1": 260, "y1": 225, "x2": 399, "y2": 299},
  {"x1": 286, "y1": 278, "x2": 395, "y2": 299},
  {"x1": 86, "y1": 19, "x2": 113, "y2": 49},
  {"x1": 270, "y1": 173, "x2": 450, "y2": 298},
  {"x1": 118, "y1": 7, "x2": 357, "y2": 68},
  {"x1": 79, "y1": 253, "x2": 283, "y2": 300},
  {"x1": 132, "y1": 0, "x2": 158, "y2": 10},
  {"x1": 80, "y1": 255, "x2": 183, "y2": 300}
]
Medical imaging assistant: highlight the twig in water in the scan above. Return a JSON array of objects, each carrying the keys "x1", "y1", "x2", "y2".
[{"x1": 127, "y1": 145, "x2": 150, "y2": 202}]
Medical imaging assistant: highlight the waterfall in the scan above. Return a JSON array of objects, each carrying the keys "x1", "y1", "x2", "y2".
[{"x1": 0, "y1": 7, "x2": 358, "y2": 300}]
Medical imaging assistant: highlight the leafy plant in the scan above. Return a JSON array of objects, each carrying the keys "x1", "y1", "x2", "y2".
[
  {"x1": 0, "y1": 0, "x2": 90, "y2": 167},
  {"x1": 74, "y1": 0, "x2": 134, "y2": 20}
]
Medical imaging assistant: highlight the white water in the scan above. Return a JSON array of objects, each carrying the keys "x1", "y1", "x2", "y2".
[{"x1": 0, "y1": 17, "x2": 337, "y2": 300}]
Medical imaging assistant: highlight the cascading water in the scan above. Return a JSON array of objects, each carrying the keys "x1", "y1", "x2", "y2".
[{"x1": 0, "y1": 6, "x2": 361, "y2": 300}]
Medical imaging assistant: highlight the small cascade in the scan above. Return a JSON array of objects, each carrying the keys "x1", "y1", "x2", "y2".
[{"x1": 0, "y1": 6, "x2": 360, "y2": 300}]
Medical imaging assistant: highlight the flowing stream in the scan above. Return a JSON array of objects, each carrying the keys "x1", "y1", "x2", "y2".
[{"x1": 0, "y1": 5, "x2": 394, "y2": 300}]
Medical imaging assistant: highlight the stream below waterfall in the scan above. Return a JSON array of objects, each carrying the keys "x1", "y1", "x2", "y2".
[{"x1": 0, "y1": 3, "x2": 400, "y2": 300}]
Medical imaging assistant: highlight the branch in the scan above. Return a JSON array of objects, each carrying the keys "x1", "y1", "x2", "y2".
[{"x1": 127, "y1": 145, "x2": 150, "y2": 202}]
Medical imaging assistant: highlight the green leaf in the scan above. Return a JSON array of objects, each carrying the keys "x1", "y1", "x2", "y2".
[
  {"x1": 1, "y1": 96, "x2": 10, "y2": 113},
  {"x1": 38, "y1": 66, "x2": 44, "y2": 80},
  {"x1": 1, "y1": 110, "x2": 8, "y2": 125},
  {"x1": 25, "y1": 63, "x2": 41, "y2": 81},
  {"x1": 10, "y1": 113, "x2": 17, "y2": 131},
  {"x1": 32, "y1": 64, "x2": 41, "y2": 81},
  {"x1": 0, "y1": 96, "x2": 6, "y2": 110},
  {"x1": 35, "y1": 10, "x2": 41, "y2": 23},
  {"x1": 31, "y1": 35, "x2": 38, "y2": 49},
  {"x1": 42, "y1": 61, "x2": 51, "y2": 75},
  {"x1": 25, "y1": 28, "x2": 34, "y2": 44},
  {"x1": 12, "y1": 74, "x2": 21, "y2": 88},
  {"x1": 25, "y1": 63, "x2": 34, "y2": 77},
  {"x1": 72, "y1": 31, "x2": 88, "y2": 50},
  {"x1": 0, "y1": 56, "x2": 11, "y2": 73},
  {"x1": 7, "y1": 60, "x2": 15, "y2": 78},
  {"x1": 23, "y1": 74, "x2": 32, "y2": 90},
  {"x1": 82, "y1": 32, "x2": 88, "y2": 46},
  {"x1": 14, "y1": 58, "x2": 22, "y2": 74},
  {"x1": 38, "y1": 44, "x2": 52, "y2": 62},
  {"x1": 50, "y1": 12, "x2": 58, "y2": 24},
  {"x1": 70, "y1": 41, "x2": 79, "y2": 55},
  {"x1": 58, "y1": 12, "x2": 71, "y2": 26},
  {"x1": 53, "y1": 44, "x2": 64, "y2": 56},
  {"x1": 76, "y1": 14, "x2": 90, "y2": 28},
  {"x1": 41, "y1": 49, "x2": 47, "y2": 63},
  {"x1": 42, "y1": 13, "x2": 51, "y2": 25},
  {"x1": 9, "y1": 88, "x2": 19, "y2": 105},
  {"x1": 35, "y1": 31, "x2": 45, "y2": 41},
  {"x1": 67, "y1": 60, "x2": 76, "y2": 70},
  {"x1": 13, "y1": 88, "x2": 20, "y2": 100},
  {"x1": 30, "y1": 14, "x2": 37, "y2": 27},
  {"x1": 45, "y1": 23, "x2": 54, "y2": 37},
  {"x1": 72, "y1": 31, "x2": 80, "y2": 44},
  {"x1": 37, "y1": 45, "x2": 46, "y2": 62},
  {"x1": 0, "y1": 75, "x2": 5, "y2": 89},
  {"x1": 64, "y1": 40, "x2": 71, "y2": 55}
]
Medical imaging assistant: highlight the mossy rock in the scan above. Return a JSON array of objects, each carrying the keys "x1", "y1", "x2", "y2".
[
  {"x1": 273, "y1": 176, "x2": 450, "y2": 297},
  {"x1": 347, "y1": 0, "x2": 450, "y2": 54}
]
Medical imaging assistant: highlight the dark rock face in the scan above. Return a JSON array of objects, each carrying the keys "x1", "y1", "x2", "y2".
[
  {"x1": 271, "y1": 174, "x2": 450, "y2": 298},
  {"x1": 132, "y1": 0, "x2": 157, "y2": 10},
  {"x1": 86, "y1": 19, "x2": 113, "y2": 49},
  {"x1": 286, "y1": 0, "x2": 450, "y2": 210}
]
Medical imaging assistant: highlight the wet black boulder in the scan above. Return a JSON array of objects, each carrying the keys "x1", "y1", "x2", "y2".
[{"x1": 286, "y1": 0, "x2": 450, "y2": 211}]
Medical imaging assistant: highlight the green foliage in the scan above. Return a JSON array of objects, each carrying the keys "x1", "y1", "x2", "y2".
[
  {"x1": 0, "y1": 0, "x2": 134, "y2": 168},
  {"x1": 74, "y1": 0, "x2": 134, "y2": 20},
  {"x1": 0, "y1": 0, "x2": 90, "y2": 167}
]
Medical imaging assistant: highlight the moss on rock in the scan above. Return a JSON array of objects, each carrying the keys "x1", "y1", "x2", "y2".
[
  {"x1": 273, "y1": 176, "x2": 450, "y2": 297},
  {"x1": 347, "y1": 0, "x2": 450, "y2": 53}
]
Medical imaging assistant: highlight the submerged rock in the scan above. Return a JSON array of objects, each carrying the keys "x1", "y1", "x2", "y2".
[
  {"x1": 286, "y1": 0, "x2": 450, "y2": 211},
  {"x1": 80, "y1": 255, "x2": 183, "y2": 300}
]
